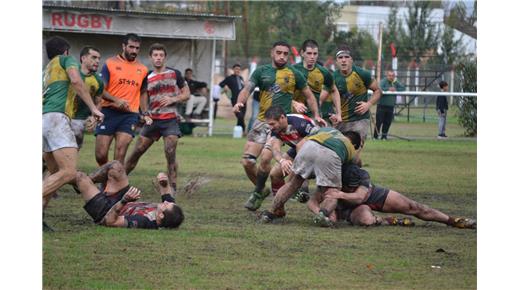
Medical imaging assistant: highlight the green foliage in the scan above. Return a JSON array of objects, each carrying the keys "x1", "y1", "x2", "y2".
[
  {"x1": 331, "y1": 28, "x2": 378, "y2": 62},
  {"x1": 228, "y1": 1, "x2": 343, "y2": 59},
  {"x1": 456, "y1": 57, "x2": 477, "y2": 136},
  {"x1": 397, "y1": 1, "x2": 439, "y2": 64}
]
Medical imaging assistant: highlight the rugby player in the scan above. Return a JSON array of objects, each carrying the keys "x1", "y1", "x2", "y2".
[{"x1": 125, "y1": 43, "x2": 190, "y2": 194}]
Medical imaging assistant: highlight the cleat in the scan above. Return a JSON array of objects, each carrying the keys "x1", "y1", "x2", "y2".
[
  {"x1": 451, "y1": 217, "x2": 476, "y2": 229},
  {"x1": 244, "y1": 190, "x2": 269, "y2": 211},
  {"x1": 258, "y1": 210, "x2": 276, "y2": 224},
  {"x1": 385, "y1": 216, "x2": 415, "y2": 226},
  {"x1": 313, "y1": 212, "x2": 334, "y2": 227},
  {"x1": 293, "y1": 190, "x2": 310, "y2": 203}
]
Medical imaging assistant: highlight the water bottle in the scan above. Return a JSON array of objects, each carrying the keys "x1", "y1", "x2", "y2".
[{"x1": 233, "y1": 125, "x2": 243, "y2": 138}]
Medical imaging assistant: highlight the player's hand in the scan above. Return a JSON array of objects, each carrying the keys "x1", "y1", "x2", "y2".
[
  {"x1": 159, "y1": 96, "x2": 176, "y2": 107},
  {"x1": 354, "y1": 101, "x2": 370, "y2": 115},
  {"x1": 143, "y1": 115, "x2": 153, "y2": 125},
  {"x1": 84, "y1": 116, "x2": 97, "y2": 132},
  {"x1": 314, "y1": 116, "x2": 327, "y2": 127},
  {"x1": 292, "y1": 101, "x2": 307, "y2": 114},
  {"x1": 280, "y1": 158, "x2": 293, "y2": 176},
  {"x1": 91, "y1": 108, "x2": 104, "y2": 123},
  {"x1": 123, "y1": 186, "x2": 141, "y2": 202},
  {"x1": 329, "y1": 113, "x2": 341, "y2": 125},
  {"x1": 233, "y1": 102, "x2": 244, "y2": 113},
  {"x1": 323, "y1": 189, "x2": 344, "y2": 200}
]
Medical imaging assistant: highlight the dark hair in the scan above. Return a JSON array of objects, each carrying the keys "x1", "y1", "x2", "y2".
[
  {"x1": 335, "y1": 44, "x2": 352, "y2": 58},
  {"x1": 264, "y1": 105, "x2": 286, "y2": 120},
  {"x1": 301, "y1": 39, "x2": 319, "y2": 52},
  {"x1": 149, "y1": 43, "x2": 167, "y2": 56},
  {"x1": 160, "y1": 204, "x2": 184, "y2": 229},
  {"x1": 45, "y1": 36, "x2": 70, "y2": 59},
  {"x1": 439, "y1": 81, "x2": 448, "y2": 89},
  {"x1": 272, "y1": 41, "x2": 290, "y2": 50},
  {"x1": 232, "y1": 63, "x2": 241, "y2": 68},
  {"x1": 344, "y1": 131, "x2": 361, "y2": 150},
  {"x1": 123, "y1": 33, "x2": 141, "y2": 45},
  {"x1": 185, "y1": 68, "x2": 193, "y2": 73},
  {"x1": 341, "y1": 164, "x2": 369, "y2": 188},
  {"x1": 79, "y1": 46, "x2": 100, "y2": 63}
]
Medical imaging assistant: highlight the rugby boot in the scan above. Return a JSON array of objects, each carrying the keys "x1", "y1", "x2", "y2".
[
  {"x1": 313, "y1": 212, "x2": 334, "y2": 228},
  {"x1": 244, "y1": 189, "x2": 270, "y2": 211},
  {"x1": 293, "y1": 189, "x2": 310, "y2": 203},
  {"x1": 385, "y1": 216, "x2": 415, "y2": 226},
  {"x1": 258, "y1": 210, "x2": 276, "y2": 224},
  {"x1": 450, "y1": 217, "x2": 476, "y2": 229}
]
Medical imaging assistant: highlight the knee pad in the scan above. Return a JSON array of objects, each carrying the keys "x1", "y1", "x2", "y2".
[{"x1": 242, "y1": 154, "x2": 257, "y2": 165}]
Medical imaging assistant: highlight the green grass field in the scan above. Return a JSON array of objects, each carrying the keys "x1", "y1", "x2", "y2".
[{"x1": 43, "y1": 123, "x2": 476, "y2": 289}]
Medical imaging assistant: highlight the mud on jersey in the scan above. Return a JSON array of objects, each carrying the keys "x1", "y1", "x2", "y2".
[
  {"x1": 146, "y1": 68, "x2": 185, "y2": 120},
  {"x1": 334, "y1": 65, "x2": 373, "y2": 122},
  {"x1": 249, "y1": 64, "x2": 307, "y2": 121},
  {"x1": 120, "y1": 202, "x2": 159, "y2": 229},
  {"x1": 305, "y1": 127, "x2": 356, "y2": 163},
  {"x1": 42, "y1": 55, "x2": 81, "y2": 118}
]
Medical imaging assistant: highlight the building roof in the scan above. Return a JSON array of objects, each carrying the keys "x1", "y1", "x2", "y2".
[{"x1": 42, "y1": 4, "x2": 241, "y2": 21}]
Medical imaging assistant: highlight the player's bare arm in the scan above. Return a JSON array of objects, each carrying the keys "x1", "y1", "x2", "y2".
[
  {"x1": 68, "y1": 67, "x2": 104, "y2": 122},
  {"x1": 302, "y1": 86, "x2": 326, "y2": 126},
  {"x1": 103, "y1": 186, "x2": 141, "y2": 227},
  {"x1": 355, "y1": 80, "x2": 382, "y2": 115},
  {"x1": 233, "y1": 81, "x2": 254, "y2": 113}
]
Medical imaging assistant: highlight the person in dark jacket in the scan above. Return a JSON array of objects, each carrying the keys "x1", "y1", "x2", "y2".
[{"x1": 436, "y1": 81, "x2": 449, "y2": 139}]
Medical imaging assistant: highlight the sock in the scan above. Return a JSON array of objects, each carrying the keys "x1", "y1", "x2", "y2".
[{"x1": 254, "y1": 171, "x2": 269, "y2": 193}]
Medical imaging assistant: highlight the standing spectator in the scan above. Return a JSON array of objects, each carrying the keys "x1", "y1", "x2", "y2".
[
  {"x1": 125, "y1": 43, "x2": 190, "y2": 194},
  {"x1": 436, "y1": 81, "x2": 449, "y2": 139},
  {"x1": 42, "y1": 36, "x2": 104, "y2": 231},
  {"x1": 374, "y1": 70, "x2": 405, "y2": 140},
  {"x1": 184, "y1": 68, "x2": 208, "y2": 119},
  {"x1": 219, "y1": 64, "x2": 246, "y2": 131},
  {"x1": 95, "y1": 33, "x2": 149, "y2": 166}
]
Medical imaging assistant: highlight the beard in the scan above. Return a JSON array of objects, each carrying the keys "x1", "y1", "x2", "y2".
[
  {"x1": 274, "y1": 59, "x2": 287, "y2": 68},
  {"x1": 124, "y1": 51, "x2": 137, "y2": 61}
]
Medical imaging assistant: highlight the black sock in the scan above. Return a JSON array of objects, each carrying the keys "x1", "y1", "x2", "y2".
[{"x1": 254, "y1": 171, "x2": 269, "y2": 193}]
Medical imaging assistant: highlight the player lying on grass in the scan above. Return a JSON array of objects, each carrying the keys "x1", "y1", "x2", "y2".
[
  {"x1": 75, "y1": 160, "x2": 184, "y2": 229},
  {"x1": 308, "y1": 163, "x2": 476, "y2": 229}
]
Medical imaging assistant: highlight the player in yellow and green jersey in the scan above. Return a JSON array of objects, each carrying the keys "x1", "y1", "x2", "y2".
[
  {"x1": 233, "y1": 41, "x2": 326, "y2": 209},
  {"x1": 333, "y1": 45, "x2": 382, "y2": 142},
  {"x1": 71, "y1": 46, "x2": 104, "y2": 148},
  {"x1": 42, "y1": 36, "x2": 104, "y2": 231},
  {"x1": 292, "y1": 39, "x2": 341, "y2": 125}
]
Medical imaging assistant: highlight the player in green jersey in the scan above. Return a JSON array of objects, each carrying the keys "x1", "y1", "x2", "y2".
[
  {"x1": 42, "y1": 36, "x2": 104, "y2": 231},
  {"x1": 292, "y1": 39, "x2": 341, "y2": 125},
  {"x1": 233, "y1": 41, "x2": 326, "y2": 208}
]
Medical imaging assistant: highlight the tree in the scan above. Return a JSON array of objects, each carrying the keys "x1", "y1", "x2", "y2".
[
  {"x1": 227, "y1": 1, "x2": 343, "y2": 60},
  {"x1": 456, "y1": 57, "x2": 477, "y2": 137},
  {"x1": 331, "y1": 28, "x2": 378, "y2": 62},
  {"x1": 398, "y1": 1, "x2": 439, "y2": 64}
]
